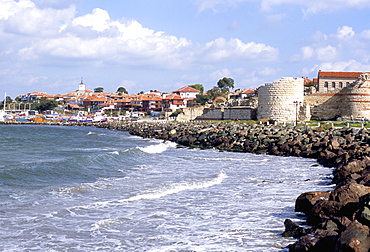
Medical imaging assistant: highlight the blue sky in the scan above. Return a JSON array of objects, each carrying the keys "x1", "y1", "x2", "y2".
[{"x1": 2, "y1": 0, "x2": 370, "y2": 98}]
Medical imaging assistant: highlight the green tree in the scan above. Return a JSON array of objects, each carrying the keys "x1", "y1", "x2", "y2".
[
  {"x1": 117, "y1": 87, "x2": 128, "y2": 95},
  {"x1": 94, "y1": 87, "x2": 104, "y2": 93},
  {"x1": 217, "y1": 77, "x2": 234, "y2": 93},
  {"x1": 195, "y1": 93, "x2": 209, "y2": 105},
  {"x1": 32, "y1": 99, "x2": 58, "y2": 112},
  {"x1": 189, "y1": 84, "x2": 204, "y2": 94},
  {"x1": 207, "y1": 87, "x2": 225, "y2": 101},
  {"x1": 170, "y1": 109, "x2": 183, "y2": 117}
]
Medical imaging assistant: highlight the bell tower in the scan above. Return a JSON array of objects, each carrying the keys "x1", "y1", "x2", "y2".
[{"x1": 78, "y1": 77, "x2": 85, "y2": 91}]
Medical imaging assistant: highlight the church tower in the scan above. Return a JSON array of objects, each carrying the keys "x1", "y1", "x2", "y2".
[{"x1": 78, "y1": 77, "x2": 85, "y2": 91}]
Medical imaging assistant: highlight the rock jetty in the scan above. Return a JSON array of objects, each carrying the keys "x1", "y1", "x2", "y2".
[{"x1": 96, "y1": 120, "x2": 370, "y2": 251}]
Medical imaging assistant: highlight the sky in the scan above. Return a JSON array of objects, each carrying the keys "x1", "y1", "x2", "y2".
[{"x1": 2, "y1": 0, "x2": 370, "y2": 98}]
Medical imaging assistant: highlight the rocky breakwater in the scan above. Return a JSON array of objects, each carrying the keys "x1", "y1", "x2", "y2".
[{"x1": 98, "y1": 121, "x2": 370, "y2": 251}]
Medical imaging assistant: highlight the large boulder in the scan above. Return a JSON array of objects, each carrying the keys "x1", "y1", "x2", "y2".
[
  {"x1": 333, "y1": 159, "x2": 370, "y2": 184},
  {"x1": 329, "y1": 182, "x2": 370, "y2": 203},
  {"x1": 335, "y1": 220, "x2": 370, "y2": 252},
  {"x1": 295, "y1": 191, "x2": 330, "y2": 215},
  {"x1": 282, "y1": 219, "x2": 312, "y2": 238},
  {"x1": 287, "y1": 229, "x2": 339, "y2": 252},
  {"x1": 307, "y1": 200, "x2": 357, "y2": 226}
]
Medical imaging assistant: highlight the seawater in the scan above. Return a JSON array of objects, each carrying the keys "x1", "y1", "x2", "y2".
[{"x1": 0, "y1": 125, "x2": 334, "y2": 251}]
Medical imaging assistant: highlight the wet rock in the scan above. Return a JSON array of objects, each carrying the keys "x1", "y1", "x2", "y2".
[
  {"x1": 335, "y1": 220, "x2": 370, "y2": 252},
  {"x1": 329, "y1": 182, "x2": 370, "y2": 203},
  {"x1": 295, "y1": 191, "x2": 330, "y2": 215},
  {"x1": 288, "y1": 229, "x2": 339, "y2": 252},
  {"x1": 282, "y1": 219, "x2": 312, "y2": 238}
]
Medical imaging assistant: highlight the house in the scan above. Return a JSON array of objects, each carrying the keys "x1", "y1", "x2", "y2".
[
  {"x1": 141, "y1": 95, "x2": 162, "y2": 112},
  {"x1": 83, "y1": 96, "x2": 111, "y2": 110},
  {"x1": 317, "y1": 71, "x2": 362, "y2": 92},
  {"x1": 172, "y1": 86, "x2": 200, "y2": 99},
  {"x1": 20, "y1": 91, "x2": 54, "y2": 102},
  {"x1": 162, "y1": 93, "x2": 185, "y2": 112},
  {"x1": 115, "y1": 98, "x2": 133, "y2": 111}
]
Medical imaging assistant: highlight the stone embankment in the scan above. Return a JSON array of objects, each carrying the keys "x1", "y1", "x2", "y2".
[{"x1": 97, "y1": 121, "x2": 370, "y2": 251}]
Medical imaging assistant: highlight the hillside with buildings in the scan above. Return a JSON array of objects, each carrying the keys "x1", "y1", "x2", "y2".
[{"x1": 3, "y1": 70, "x2": 370, "y2": 122}]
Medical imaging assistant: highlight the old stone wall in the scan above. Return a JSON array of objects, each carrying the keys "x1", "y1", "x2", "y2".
[
  {"x1": 306, "y1": 73, "x2": 370, "y2": 120},
  {"x1": 176, "y1": 107, "x2": 206, "y2": 121},
  {"x1": 304, "y1": 91, "x2": 344, "y2": 120},
  {"x1": 196, "y1": 107, "x2": 257, "y2": 121},
  {"x1": 258, "y1": 77, "x2": 304, "y2": 122}
]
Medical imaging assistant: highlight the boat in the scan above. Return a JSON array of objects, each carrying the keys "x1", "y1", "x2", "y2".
[{"x1": 0, "y1": 93, "x2": 6, "y2": 122}]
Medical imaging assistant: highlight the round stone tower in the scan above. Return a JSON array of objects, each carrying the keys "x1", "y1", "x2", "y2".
[
  {"x1": 257, "y1": 77, "x2": 304, "y2": 123},
  {"x1": 342, "y1": 73, "x2": 370, "y2": 120}
]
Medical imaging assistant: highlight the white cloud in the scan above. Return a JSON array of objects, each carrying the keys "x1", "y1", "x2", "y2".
[
  {"x1": 210, "y1": 68, "x2": 232, "y2": 81},
  {"x1": 0, "y1": 0, "x2": 76, "y2": 36},
  {"x1": 201, "y1": 38, "x2": 278, "y2": 62},
  {"x1": 292, "y1": 45, "x2": 338, "y2": 62},
  {"x1": 257, "y1": 66, "x2": 280, "y2": 76},
  {"x1": 316, "y1": 45, "x2": 338, "y2": 61},
  {"x1": 301, "y1": 46, "x2": 314, "y2": 60},
  {"x1": 360, "y1": 30, "x2": 370, "y2": 40},
  {"x1": 337, "y1": 26, "x2": 355, "y2": 40},
  {"x1": 194, "y1": 0, "x2": 370, "y2": 14},
  {"x1": 1, "y1": 3, "x2": 277, "y2": 70},
  {"x1": 119, "y1": 80, "x2": 136, "y2": 89},
  {"x1": 72, "y1": 8, "x2": 110, "y2": 32}
]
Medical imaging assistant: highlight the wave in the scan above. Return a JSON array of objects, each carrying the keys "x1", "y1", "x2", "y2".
[
  {"x1": 137, "y1": 141, "x2": 177, "y2": 154},
  {"x1": 179, "y1": 156, "x2": 270, "y2": 162},
  {"x1": 90, "y1": 172, "x2": 227, "y2": 208}
]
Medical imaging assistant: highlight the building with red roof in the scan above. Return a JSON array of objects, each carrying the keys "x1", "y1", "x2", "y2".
[
  {"x1": 172, "y1": 86, "x2": 200, "y2": 99},
  {"x1": 317, "y1": 71, "x2": 363, "y2": 92},
  {"x1": 162, "y1": 93, "x2": 185, "y2": 112}
]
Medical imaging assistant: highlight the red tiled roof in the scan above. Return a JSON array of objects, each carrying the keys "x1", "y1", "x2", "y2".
[
  {"x1": 116, "y1": 98, "x2": 131, "y2": 103},
  {"x1": 318, "y1": 71, "x2": 363, "y2": 78},
  {"x1": 241, "y1": 89, "x2": 255, "y2": 94},
  {"x1": 83, "y1": 96, "x2": 109, "y2": 102},
  {"x1": 173, "y1": 86, "x2": 200, "y2": 93},
  {"x1": 141, "y1": 96, "x2": 162, "y2": 101},
  {"x1": 163, "y1": 93, "x2": 183, "y2": 100}
]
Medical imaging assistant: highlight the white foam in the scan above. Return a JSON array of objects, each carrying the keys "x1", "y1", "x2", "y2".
[
  {"x1": 179, "y1": 156, "x2": 270, "y2": 162},
  {"x1": 88, "y1": 172, "x2": 227, "y2": 209},
  {"x1": 137, "y1": 142, "x2": 177, "y2": 154},
  {"x1": 119, "y1": 171, "x2": 226, "y2": 203},
  {"x1": 109, "y1": 151, "x2": 120, "y2": 155}
]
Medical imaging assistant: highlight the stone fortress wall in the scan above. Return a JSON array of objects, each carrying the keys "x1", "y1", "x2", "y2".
[
  {"x1": 305, "y1": 73, "x2": 370, "y2": 121},
  {"x1": 257, "y1": 77, "x2": 305, "y2": 122}
]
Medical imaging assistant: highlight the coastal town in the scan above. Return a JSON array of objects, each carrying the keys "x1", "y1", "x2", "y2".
[{"x1": 2, "y1": 70, "x2": 370, "y2": 124}]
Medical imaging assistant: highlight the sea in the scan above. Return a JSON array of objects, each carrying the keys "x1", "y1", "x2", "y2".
[{"x1": 0, "y1": 124, "x2": 334, "y2": 251}]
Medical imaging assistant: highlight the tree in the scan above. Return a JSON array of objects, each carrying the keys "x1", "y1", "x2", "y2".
[
  {"x1": 189, "y1": 84, "x2": 204, "y2": 94},
  {"x1": 94, "y1": 87, "x2": 104, "y2": 93},
  {"x1": 117, "y1": 87, "x2": 128, "y2": 95},
  {"x1": 195, "y1": 93, "x2": 209, "y2": 105},
  {"x1": 217, "y1": 77, "x2": 234, "y2": 93},
  {"x1": 207, "y1": 87, "x2": 226, "y2": 101},
  {"x1": 32, "y1": 99, "x2": 58, "y2": 112}
]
